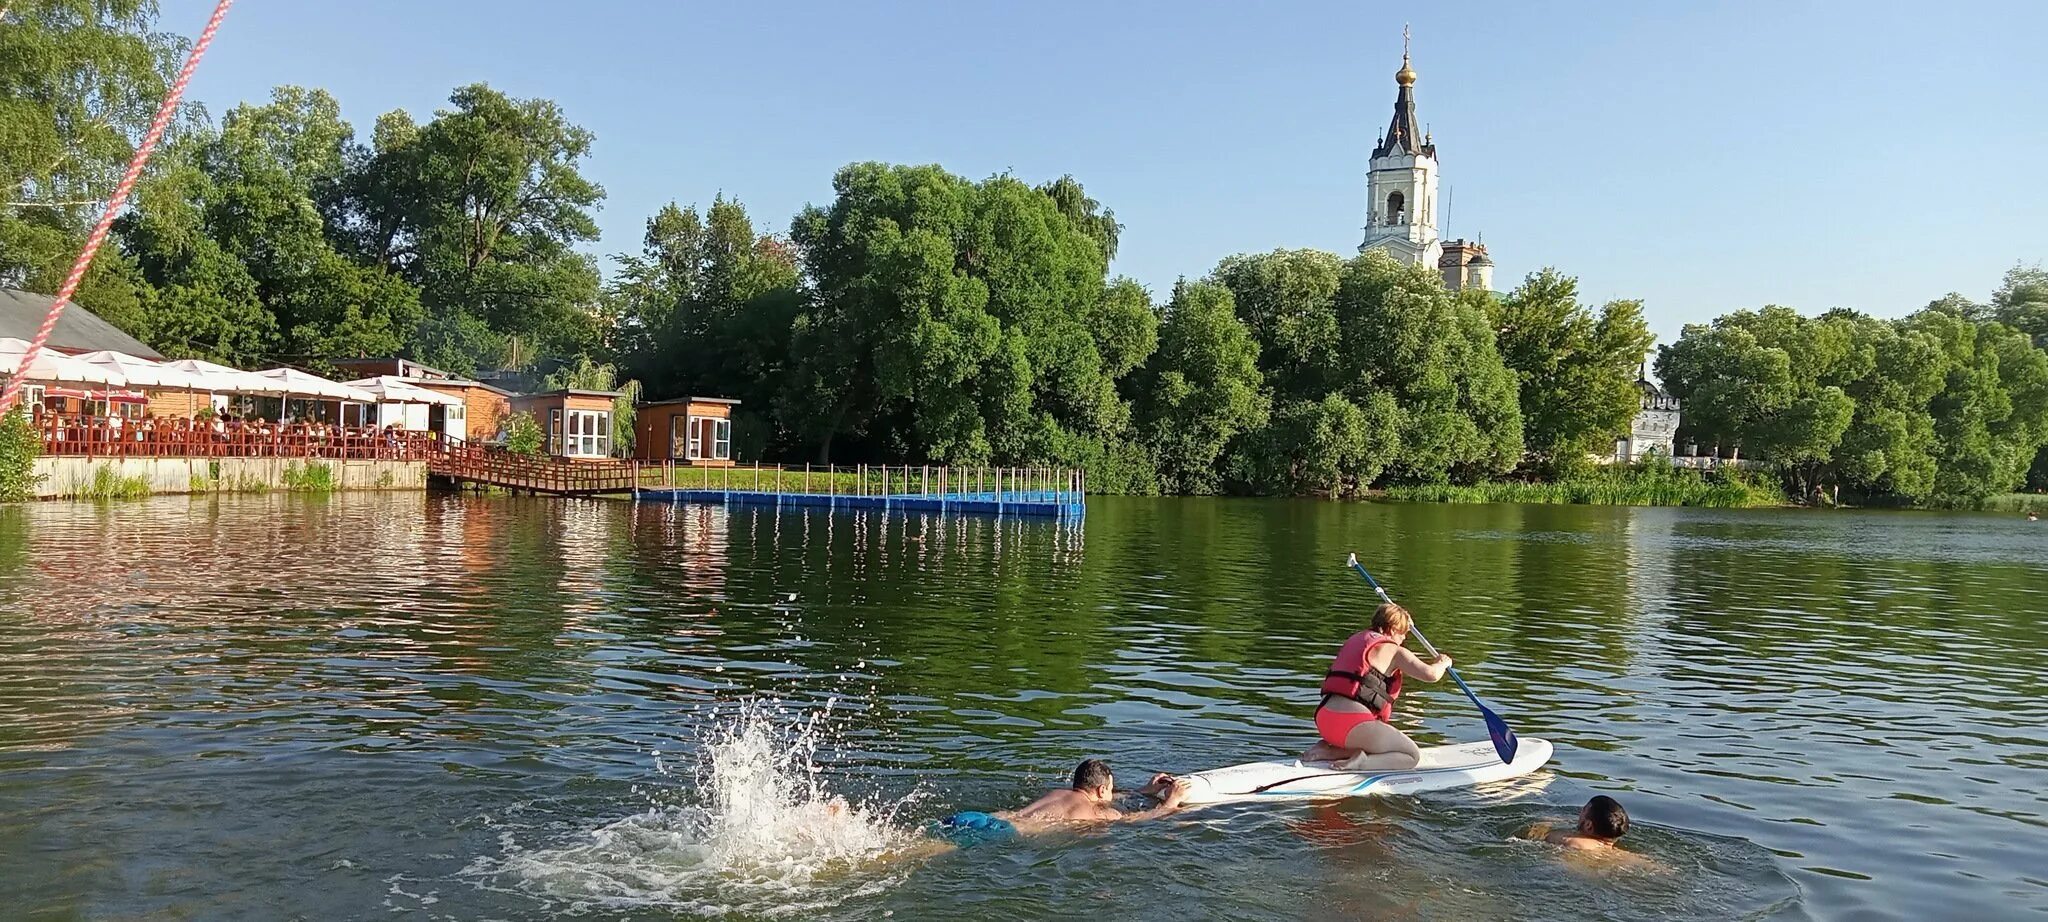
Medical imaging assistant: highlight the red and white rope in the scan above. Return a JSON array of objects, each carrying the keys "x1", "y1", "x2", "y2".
[{"x1": 0, "y1": 0, "x2": 236, "y2": 413}]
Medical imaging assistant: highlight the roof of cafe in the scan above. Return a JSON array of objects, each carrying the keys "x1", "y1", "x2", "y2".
[{"x1": 0, "y1": 288, "x2": 162, "y2": 359}]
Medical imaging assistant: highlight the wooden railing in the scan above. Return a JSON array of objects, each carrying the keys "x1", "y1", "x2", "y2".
[
  {"x1": 428, "y1": 443, "x2": 638, "y2": 495},
  {"x1": 35, "y1": 417, "x2": 445, "y2": 460}
]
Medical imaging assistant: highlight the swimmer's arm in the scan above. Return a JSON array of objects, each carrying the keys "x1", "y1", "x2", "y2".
[
  {"x1": 1112, "y1": 779, "x2": 1189, "y2": 822},
  {"x1": 1517, "y1": 821, "x2": 1554, "y2": 841}
]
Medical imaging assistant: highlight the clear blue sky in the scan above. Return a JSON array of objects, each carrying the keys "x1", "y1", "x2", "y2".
[{"x1": 163, "y1": 0, "x2": 2047, "y2": 347}]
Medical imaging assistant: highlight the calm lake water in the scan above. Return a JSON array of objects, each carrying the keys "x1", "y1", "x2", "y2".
[{"x1": 0, "y1": 493, "x2": 2042, "y2": 920}]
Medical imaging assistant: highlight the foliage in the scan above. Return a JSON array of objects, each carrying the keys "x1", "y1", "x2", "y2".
[
  {"x1": 0, "y1": 410, "x2": 45, "y2": 501},
  {"x1": 505, "y1": 413, "x2": 543, "y2": 457},
  {"x1": 0, "y1": 0, "x2": 182, "y2": 330},
  {"x1": 281, "y1": 460, "x2": 335, "y2": 492},
  {"x1": 1489, "y1": 270, "x2": 1655, "y2": 474},
  {"x1": 1131, "y1": 281, "x2": 1267, "y2": 494},
  {"x1": 1659, "y1": 296, "x2": 2048, "y2": 504},
  {"x1": 783, "y1": 163, "x2": 1154, "y2": 470},
  {"x1": 1386, "y1": 458, "x2": 1785, "y2": 508},
  {"x1": 1234, "y1": 392, "x2": 1399, "y2": 496},
  {"x1": 71, "y1": 463, "x2": 152, "y2": 500},
  {"x1": 1335, "y1": 254, "x2": 1523, "y2": 482},
  {"x1": 606, "y1": 197, "x2": 802, "y2": 421}
]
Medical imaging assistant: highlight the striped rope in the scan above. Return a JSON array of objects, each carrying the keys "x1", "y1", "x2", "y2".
[{"x1": 0, "y1": 0, "x2": 236, "y2": 413}]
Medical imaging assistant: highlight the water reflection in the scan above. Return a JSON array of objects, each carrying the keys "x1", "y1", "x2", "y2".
[{"x1": 0, "y1": 494, "x2": 2042, "y2": 919}]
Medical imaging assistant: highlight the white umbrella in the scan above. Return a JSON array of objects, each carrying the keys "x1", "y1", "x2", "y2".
[
  {"x1": 160, "y1": 358, "x2": 285, "y2": 395},
  {"x1": 1, "y1": 337, "x2": 129, "y2": 387},
  {"x1": 72, "y1": 350, "x2": 209, "y2": 390},
  {"x1": 345, "y1": 375, "x2": 463, "y2": 406},
  {"x1": 256, "y1": 367, "x2": 377, "y2": 403}
]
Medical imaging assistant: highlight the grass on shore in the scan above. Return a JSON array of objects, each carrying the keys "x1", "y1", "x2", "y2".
[{"x1": 1385, "y1": 466, "x2": 1786, "y2": 508}]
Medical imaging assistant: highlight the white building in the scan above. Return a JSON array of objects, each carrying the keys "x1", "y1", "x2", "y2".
[
  {"x1": 1617, "y1": 373, "x2": 1682, "y2": 463},
  {"x1": 1358, "y1": 40, "x2": 1492, "y2": 292}
]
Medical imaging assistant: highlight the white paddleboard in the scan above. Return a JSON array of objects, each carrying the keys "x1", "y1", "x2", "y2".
[{"x1": 1178, "y1": 737, "x2": 1554, "y2": 805}]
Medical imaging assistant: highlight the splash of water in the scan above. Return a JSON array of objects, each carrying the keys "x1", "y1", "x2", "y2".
[{"x1": 468, "y1": 700, "x2": 928, "y2": 917}]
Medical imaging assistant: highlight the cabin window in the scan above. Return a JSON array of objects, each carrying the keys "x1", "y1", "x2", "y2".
[
  {"x1": 685, "y1": 415, "x2": 732, "y2": 461},
  {"x1": 562, "y1": 408, "x2": 610, "y2": 457}
]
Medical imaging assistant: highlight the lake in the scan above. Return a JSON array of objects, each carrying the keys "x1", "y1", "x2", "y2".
[{"x1": 0, "y1": 493, "x2": 2042, "y2": 920}]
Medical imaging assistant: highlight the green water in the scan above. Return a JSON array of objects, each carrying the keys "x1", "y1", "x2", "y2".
[{"x1": 0, "y1": 494, "x2": 2042, "y2": 920}]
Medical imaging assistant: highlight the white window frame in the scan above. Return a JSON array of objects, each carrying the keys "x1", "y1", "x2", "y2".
[
  {"x1": 562, "y1": 408, "x2": 610, "y2": 457},
  {"x1": 685, "y1": 414, "x2": 732, "y2": 461},
  {"x1": 22, "y1": 384, "x2": 43, "y2": 416}
]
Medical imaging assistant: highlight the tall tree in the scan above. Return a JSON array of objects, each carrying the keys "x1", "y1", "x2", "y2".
[
  {"x1": 0, "y1": 0, "x2": 182, "y2": 331},
  {"x1": 784, "y1": 163, "x2": 1151, "y2": 471},
  {"x1": 342, "y1": 84, "x2": 605, "y2": 374},
  {"x1": 1489, "y1": 269, "x2": 1655, "y2": 473},
  {"x1": 1210, "y1": 249, "x2": 1345, "y2": 398},
  {"x1": 1337, "y1": 253, "x2": 1523, "y2": 482},
  {"x1": 1132, "y1": 280, "x2": 1267, "y2": 494}
]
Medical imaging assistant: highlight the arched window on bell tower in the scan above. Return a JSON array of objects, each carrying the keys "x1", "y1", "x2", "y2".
[{"x1": 1386, "y1": 191, "x2": 1405, "y2": 226}]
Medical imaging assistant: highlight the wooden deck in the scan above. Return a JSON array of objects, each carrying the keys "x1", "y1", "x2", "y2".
[{"x1": 427, "y1": 444, "x2": 637, "y2": 496}]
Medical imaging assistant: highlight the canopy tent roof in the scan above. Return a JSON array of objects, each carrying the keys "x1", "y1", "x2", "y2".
[
  {"x1": 256, "y1": 367, "x2": 376, "y2": 403},
  {"x1": 346, "y1": 375, "x2": 463, "y2": 406},
  {"x1": 1, "y1": 337, "x2": 128, "y2": 386},
  {"x1": 72, "y1": 349, "x2": 209, "y2": 389},
  {"x1": 160, "y1": 358, "x2": 286, "y2": 395}
]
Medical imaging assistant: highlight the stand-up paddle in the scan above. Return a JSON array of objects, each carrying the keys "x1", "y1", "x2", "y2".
[{"x1": 1346, "y1": 553, "x2": 1519, "y2": 765}]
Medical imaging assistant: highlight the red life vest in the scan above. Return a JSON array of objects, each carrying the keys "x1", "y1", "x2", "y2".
[{"x1": 1319, "y1": 630, "x2": 1403, "y2": 720}]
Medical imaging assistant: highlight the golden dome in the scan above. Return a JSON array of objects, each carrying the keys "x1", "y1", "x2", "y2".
[{"x1": 1395, "y1": 54, "x2": 1417, "y2": 86}]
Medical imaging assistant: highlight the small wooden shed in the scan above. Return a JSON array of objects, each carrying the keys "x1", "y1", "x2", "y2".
[
  {"x1": 510, "y1": 389, "x2": 621, "y2": 459},
  {"x1": 634, "y1": 396, "x2": 739, "y2": 465}
]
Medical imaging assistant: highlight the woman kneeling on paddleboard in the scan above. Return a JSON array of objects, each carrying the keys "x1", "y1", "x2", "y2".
[{"x1": 1306, "y1": 602, "x2": 1453, "y2": 771}]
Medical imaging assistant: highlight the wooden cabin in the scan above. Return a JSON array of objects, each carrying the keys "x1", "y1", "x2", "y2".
[
  {"x1": 634, "y1": 397, "x2": 739, "y2": 466},
  {"x1": 510, "y1": 389, "x2": 621, "y2": 460}
]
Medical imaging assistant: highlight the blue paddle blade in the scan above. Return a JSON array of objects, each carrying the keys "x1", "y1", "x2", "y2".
[{"x1": 1482, "y1": 703, "x2": 1519, "y2": 764}]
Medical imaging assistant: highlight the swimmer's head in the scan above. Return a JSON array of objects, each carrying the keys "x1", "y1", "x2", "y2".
[
  {"x1": 1579, "y1": 795, "x2": 1629, "y2": 841},
  {"x1": 1072, "y1": 758, "x2": 1114, "y2": 798}
]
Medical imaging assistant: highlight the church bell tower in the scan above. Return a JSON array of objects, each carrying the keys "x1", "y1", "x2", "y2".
[{"x1": 1359, "y1": 29, "x2": 1443, "y2": 270}]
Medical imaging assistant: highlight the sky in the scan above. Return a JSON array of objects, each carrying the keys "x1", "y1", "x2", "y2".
[{"x1": 161, "y1": 0, "x2": 2048, "y2": 348}]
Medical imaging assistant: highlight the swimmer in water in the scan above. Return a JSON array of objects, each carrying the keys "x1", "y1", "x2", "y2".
[
  {"x1": 1521, "y1": 795, "x2": 1655, "y2": 867},
  {"x1": 933, "y1": 758, "x2": 1191, "y2": 845}
]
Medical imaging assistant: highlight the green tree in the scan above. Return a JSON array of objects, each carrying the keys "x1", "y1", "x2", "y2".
[
  {"x1": 0, "y1": 409, "x2": 44, "y2": 502},
  {"x1": 606, "y1": 197, "x2": 801, "y2": 417},
  {"x1": 1132, "y1": 280, "x2": 1267, "y2": 493},
  {"x1": 1210, "y1": 248, "x2": 1345, "y2": 399},
  {"x1": 1827, "y1": 311, "x2": 1945, "y2": 501},
  {"x1": 0, "y1": 0, "x2": 182, "y2": 330},
  {"x1": 1656, "y1": 306, "x2": 1856, "y2": 479},
  {"x1": 1337, "y1": 253, "x2": 1522, "y2": 482},
  {"x1": 1489, "y1": 269, "x2": 1655, "y2": 474},
  {"x1": 1235, "y1": 392, "x2": 1399, "y2": 496},
  {"x1": 1991, "y1": 265, "x2": 2048, "y2": 347},
  {"x1": 118, "y1": 87, "x2": 421, "y2": 368},
  {"x1": 343, "y1": 84, "x2": 605, "y2": 373},
  {"x1": 504, "y1": 413, "x2": 542, "y2": 457},
  {"x1": 784, "y1": 163, "x2": 1150, "y2": 469}
]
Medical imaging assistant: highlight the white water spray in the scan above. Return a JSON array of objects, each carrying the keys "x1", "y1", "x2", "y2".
[{"x1": 468, "y1": 700, "x2": 928, "y2": 917}]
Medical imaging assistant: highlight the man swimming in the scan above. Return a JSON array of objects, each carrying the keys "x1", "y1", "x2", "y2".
[
  {"x1": 935, "y1": 758, "x2": 1192, "y2": 845},
  {"x1": 1520, "y1": 795, "x2": 1655, "y2": 867}
]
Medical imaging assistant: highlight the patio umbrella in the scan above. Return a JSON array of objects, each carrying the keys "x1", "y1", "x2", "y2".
[
  {"x1": 74, "y1": 349, "x2": 210, "y2": 417},
  {"x1": 255, "y1": 367, "x2": 377, "y2": 422},
  {"x1": 346, "y1": 375, "x2": 464, "y2": 432},
  {"x1": 1, "y1": 337, "x2": 129, "y2": 389},
  {"x1": 159, "y1": 357, "x2": 285, "y2": 419}
]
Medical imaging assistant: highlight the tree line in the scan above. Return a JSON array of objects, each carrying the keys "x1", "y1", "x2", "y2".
[{"x1": 6, "y1": 2, "x2": 2044, "y2": 503}]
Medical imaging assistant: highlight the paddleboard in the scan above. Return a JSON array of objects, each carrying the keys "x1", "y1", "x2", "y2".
[{"x1": 1177, "y1": 737, "x2": 1554, "y2": 805}]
